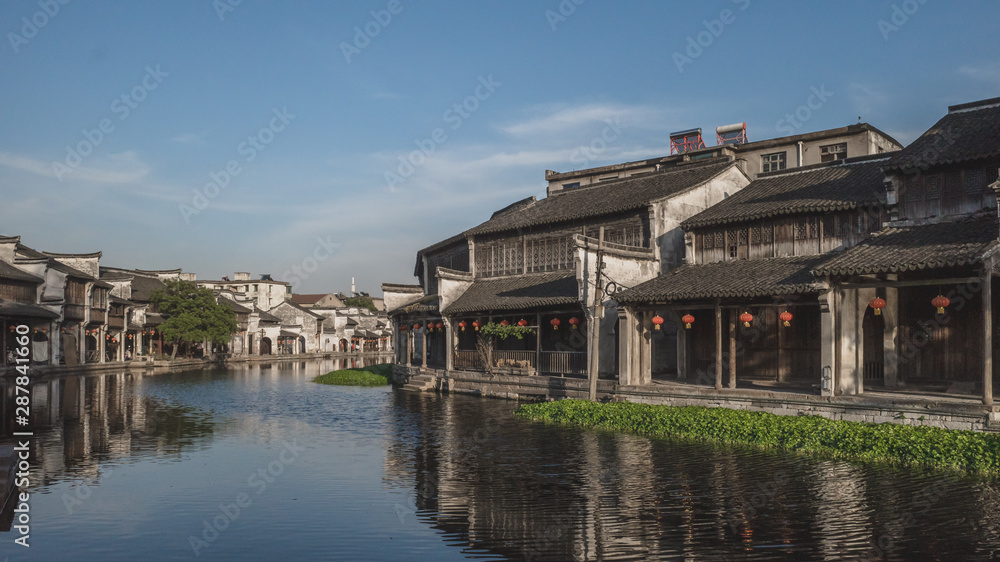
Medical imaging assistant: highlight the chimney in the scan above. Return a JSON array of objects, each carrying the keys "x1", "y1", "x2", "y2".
[{"x1": 351, "y1": 277, "x2": 356, "y2": 294}]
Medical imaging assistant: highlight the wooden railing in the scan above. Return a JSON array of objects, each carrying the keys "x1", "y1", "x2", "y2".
[
  {"x1": 492, "y1": 350, "x2": 536, "y2": 369},
  {"x1": 108, "y1": 315, "x2": 126, "y2": 329},
  {"x1": 539, "y1": 351, "x2": 587, "y2": 376},
  {"x1": 452, "y1": 349, "x2": 586, "y2": 375},
  {"x1": 454, "y1": 350, "x2": 483, "y2": 370}
]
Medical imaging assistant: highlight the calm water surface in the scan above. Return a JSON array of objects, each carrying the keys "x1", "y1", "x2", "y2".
[{"x1": 2, "y1": 359, "x2": 999, "y2": 561}]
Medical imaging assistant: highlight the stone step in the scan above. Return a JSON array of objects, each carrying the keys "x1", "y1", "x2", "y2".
[{"x1": 401, "y1": 383, "x2": 430, "y2": 392}]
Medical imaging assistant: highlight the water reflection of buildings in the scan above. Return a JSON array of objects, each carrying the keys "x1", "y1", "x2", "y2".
[
  {"x1": 0, "y1": 371, "x2": 219, "y2": 490},
  {"x1": 385, "y1": 392, "x2": 1000, "y2": 560}
]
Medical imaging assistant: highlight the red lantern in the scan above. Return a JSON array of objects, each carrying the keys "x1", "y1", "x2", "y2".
[
  {"x1": 413, "y1": 323, "x2": 421, "y2": 331},
  {"x1": 436, "y1": 322, "x2": 443, "y2": 330},
  {"x1": 651, "y1": 315, "x2": 664, "y2": 330},
  {"x1": 779, "y1": 311, "x2": 793, "y2": 327},
  {"x1": 931, "y1": 295, "x2": 950, "y2": 315},
  {"x1": 550, "y1": 318, "x2": 561, "y2": 330},
  {"x1": 869, "y1": 297, "x2": 886, "y2": 316},
  {"x1": 518, "y1": 319, "x2": 528, "y2": 327},
  {"x1": 739, "y1": 312, "x2": 754, "y2": 327},
  {"x1": 472, "y1": 321, "x2": 480, "y2": 332},
  {"x1": 500, "y1": 320, "x2": 509, "y2": 326},
  {"x1": 568, "y1": 317, "x2": 580, "y2": 329},
  {"x1": 458, "y1": 321, "x2": 467, "y2": 332},
  {"x1": 681, "y1": 314, "x2": 695, "y2": 329}
]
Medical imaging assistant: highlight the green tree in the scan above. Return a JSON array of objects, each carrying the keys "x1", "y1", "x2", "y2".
[
  {"x1": 476, "y1": 322, "x2": 536, "y2": 375},
  {"x1": 343, "y1": 296, "x2": 378, "y2": 312},
  {"x1": 150, "y1": 280, "x2": 237, "y2": 360}
]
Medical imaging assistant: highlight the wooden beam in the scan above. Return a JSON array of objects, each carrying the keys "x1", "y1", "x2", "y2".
[{"x1": 834, "y1": 277, "x2": 980, "y2": 290}]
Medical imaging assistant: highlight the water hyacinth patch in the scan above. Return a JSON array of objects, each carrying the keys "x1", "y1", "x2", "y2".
[
  {"x1": 514, "y1": 400, "x2": 1000, "y2": 474},
  {"x1": 312, "y1": 363, "x2": 392, "y2": 386}
]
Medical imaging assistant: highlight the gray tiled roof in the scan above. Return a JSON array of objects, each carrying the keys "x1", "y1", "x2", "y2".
[
  {"x1": 682, "y1": 155, "x2": 892, "y2": 229},
  {"x1": 813, "y1": 213, "x2": 1000, "y2": 276},
  {"x1": 887, "y1": 97, "x2": 1000, "y2": 171},
  {"x1": 466, "y1": 159, "x2": 737, "y2": 236},
  {"x1": 0, "y1": 261, "x2": 43, "y2": 284},
  {"x1": 129, "y1": 275, "x2": 165, "y2": 303},
  {"x1": 444, "y1": 272, "x2": 580, "y2": 314},
  {"x1": 616, "y1": 255, "x2": 827, "y2": 304},
  {"x1": 0, "y1": 299, "x2": 60, "y2": 319}
]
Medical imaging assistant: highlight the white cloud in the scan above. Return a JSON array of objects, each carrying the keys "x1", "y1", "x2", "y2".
[
  {"x1": 958, "y1": 62, "x2": 1000, "y2": 85},
  {"x1": 848, "y1": 83, "x2": 890, "y2": 119},
  {"x1": 498, "y1": 102, "x2": 684, "y2": 137},
  {"x1": 0, "y1": 150, "x2": 149, "y2": 185}
]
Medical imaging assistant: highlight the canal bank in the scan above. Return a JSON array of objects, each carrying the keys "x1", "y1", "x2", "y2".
[
  {"x1": 393, "y1": 364, "x2": 1000, "y2": 432},
  {"x1": 0, "y1": 351, "x2": 392, "y2": 379}
]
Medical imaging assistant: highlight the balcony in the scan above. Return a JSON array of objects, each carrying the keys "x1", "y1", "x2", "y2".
[
  {"x1": 63, "y1": 304, "x2": 85, "y2": 321},
  {"x1": 89, "y1": 308, "x2": 107, "y2": 325}
]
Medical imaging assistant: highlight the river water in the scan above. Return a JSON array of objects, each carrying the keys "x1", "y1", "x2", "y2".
[{"x1": 1, "y1": 359, "x2": 999, "y2": 561}]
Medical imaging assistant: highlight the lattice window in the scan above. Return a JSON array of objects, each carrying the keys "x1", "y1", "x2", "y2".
[
  {"x1": 795, "y1": 220, "x2": 808, "y2": 239},
  {"x1": 821, "y1": 215, "x2": 835, "y2": 238},
  {"x1": 942, "y1": 171, "x2": 962, "y2": 198},
  {"x1": 727, "y1": 230, "x2": 738, "y2": 259},
  {"x1": 807, "y1": 218, "x2": 819, "y2": 239},
  {"x1": 738, "y1": 228, "x2": 748, "y2": 246},
  {"x1": 926, "y1": 175, "x2": 942, "y2": 199},
  {"x1": 703, "y1": 231, "x2": 714, "y2": 249},
  {"x1": 868, "y1": 211, "x2": 882, "y2": 233},
  {"x1": 762, "y1": 224, "x2": 773, "y2": 244},
  {"x1": 750, "y1": 226, "x2": 761, "y2": 245},
  {"x1": 966, "y1": 169, "x2": 984, "y2": 195},
  {"x1": 714, "y1": 231, "x2": 724, "y2": 248}
]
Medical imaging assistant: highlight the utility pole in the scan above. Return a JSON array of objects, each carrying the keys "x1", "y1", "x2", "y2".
[{"x1": 589, "y1": 227, "x2": 605, "y2": 401}]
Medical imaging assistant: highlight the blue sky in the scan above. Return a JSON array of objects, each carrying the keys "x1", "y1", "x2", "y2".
[{"x1": 0, "y1": 0, "x2": 997, "y2": 294}]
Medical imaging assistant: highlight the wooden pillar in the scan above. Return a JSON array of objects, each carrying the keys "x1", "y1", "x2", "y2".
[
  {"x1": 445, "y1": 318, "x2": 454, "y2": 371},
  {"x1": 535, "y1": 312, "x2": 542, "y2": 375},
  {"x1": 728, "y1": 309, "x2": 737, "y2": 389},
  {"x1": 406, "y1": 329, "x2": 412, "y2": 366},
  {"x1": 677, "y1": 311, "x2": 688, "y2": 380},
  {"x1": 714, "y1": 302, "x2": 723, "y2": 390},
  {"x1": 617, "y1": 308, "x2": 630, "y2": 385},
  {"x1": 984, "y1": 271, "x2": 994, "y2": 406},
  {"x1": 420, "y1": 323, "x2": 427, "y2": 368}
]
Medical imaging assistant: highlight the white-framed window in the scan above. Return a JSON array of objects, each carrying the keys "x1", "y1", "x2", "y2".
[
  {"x1": 820, "y1": 143, "x2": 847, "y2": 162},
  {"x1": 761, "y1": 152, "x2": 786, "y2": 173}
]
